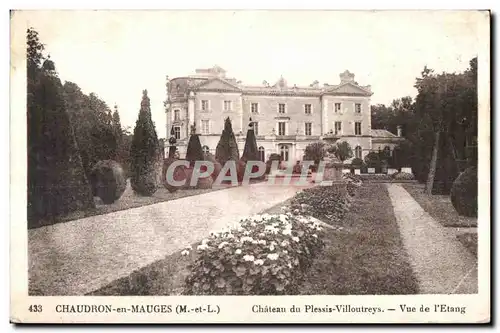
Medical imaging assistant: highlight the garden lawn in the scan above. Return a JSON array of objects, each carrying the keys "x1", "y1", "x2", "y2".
[
  {"x1": 299, "y1": 183, "x2": 419, "y2": 295},
  {"x1": 401, "y1": 183, "x2": 477, "y2": 228}
]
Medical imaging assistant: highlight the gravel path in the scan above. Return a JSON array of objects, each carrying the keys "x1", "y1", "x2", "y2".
[
  {"x1": 386, "y1": 184, "x2": 478, "y2": 294},
  {"x1": 29, "y1": 181, "x2": 313, "y2": 295}
]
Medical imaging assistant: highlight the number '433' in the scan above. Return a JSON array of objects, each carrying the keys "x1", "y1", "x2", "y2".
[{"x1": 29, "y1": 305, "x2": 42, "y2": 312}]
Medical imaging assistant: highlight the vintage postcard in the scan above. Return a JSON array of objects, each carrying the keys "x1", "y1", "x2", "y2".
[{"x1": 10, "y1": 9, "x2": 490, "y2": 324}]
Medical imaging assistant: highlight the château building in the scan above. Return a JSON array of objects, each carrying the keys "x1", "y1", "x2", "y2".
[{"x1": 164, "y1": 65, "x2": 403, "y2": 166}]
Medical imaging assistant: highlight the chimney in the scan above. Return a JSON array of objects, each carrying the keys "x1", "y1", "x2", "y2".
[{"x1": 397, "y1": 125, "x2": 403, "y2": 137}]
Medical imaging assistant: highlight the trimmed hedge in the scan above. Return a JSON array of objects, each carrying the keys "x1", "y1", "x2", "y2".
[
  {"x1": 161, "y1": 157, "x2": 186, "y2": 193},
  {"x1": 450, "y1": 167, "x2": 478, "y2": 217},
  {"x1": 392, "y1": 172, "x2": 415, "y2": 180},
  {"x1": 90, "y1": 160, "x2": 127, "y2": 204},
  {"x1": 204, "y1": 153, "x2": 222, "y2": 181}
]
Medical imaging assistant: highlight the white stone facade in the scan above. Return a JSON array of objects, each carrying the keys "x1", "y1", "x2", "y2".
[{"x1": 165, "y1": 66, "x2": 388, "y2": 167}]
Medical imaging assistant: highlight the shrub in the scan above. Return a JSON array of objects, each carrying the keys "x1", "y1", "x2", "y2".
[
  {"x1": 289, "y1": 185, "x2": 352, "y2": 224},
  {"x1": 266, "y1": 153, "x2": 282, "y2": 174},
  {"x1": 197, "y1": 176, "x2": 214, "y2": 189},
  {"x1": 183, "y1": 213, "x2": 325, "y2": 295},
  {"x1": 90, "y1": 160, "x2": 126, "y2": 204},
  {"x1": 342, "y1": 173, "x2": 363, "y2": 196},
  {"x1": 350, "y1": 157, "x2": 364, "y2": 168},
  {"x1": 292, "y1": 161, "x2": 302, "y2": 174},
  {"x1": 161, "y1": 157, "x2": 188, "y2": 193},
  {"x1": 204, "y1": 153, "x2": 222, "y2": 181},
  {"x1": 450, "y1": 167, "x2": 477, "y2": 217},
  {"x1": 392, "y1": 172, "x2": 415, "y2": 180}
]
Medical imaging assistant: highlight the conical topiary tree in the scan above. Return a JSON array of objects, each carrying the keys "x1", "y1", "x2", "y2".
[
  {"x1": 130, "y1": 89, "x2": 159, "y2": 196},
  {"x1": 167, "y1": 125, "x2": 177, "y2": 158},
  {"x1": 242, "y1": 118, "x2": 259, "y2": 162},
  {"x1": 216, "y1": 117, "x2": 240, "y2": 166},
  {"x1": 241, "y1": 118, "x2": 264, "y2": 180},
  {"x1": 185, "y1": 124, "x2": 204, "y2": 167}
]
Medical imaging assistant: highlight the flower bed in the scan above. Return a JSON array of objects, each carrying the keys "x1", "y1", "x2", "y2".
[
  {"x1": 288, "y1": 185, "x2": 353, "y2": 224},
  {"x1": 183, "y1": 213, "x2": 325, "y2": 295},
  {"x1": 342, "y1": 173, "x2": 363, "y2": 196}
]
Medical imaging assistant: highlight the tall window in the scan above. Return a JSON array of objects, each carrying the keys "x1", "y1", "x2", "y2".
[
  {"x1": 355, "y1": 103, "x2": 362, "y2": 113},
  {"x1": 202, "y1": 145, "x2": 210, "y2": 154},
  {"x1": 251, "y1": 103, "x2": 259, "y2": 113},
  {"x1": 334, "y1": 103, "x2": 341, "y2": 112},
  {"x1": 304, "y1": 122, "x2": 312, "y2": 136},
  {"x1": 201, "y1": 120, "x2": 210, "y2": 134},
  {"x1": 355, "y1": 122, "x2": 362, "y2": 135},
  {"x1": 258, "y1": 146, "x2": 265, "y2": 162},
  {"x1": 278, "y1": 103, "x2": 286, "y2": 114},
  {"x1": 334, "y1": 121, "x2": 342, "y2": 135},
  {"x1": 174, "y1": 126, "x2": 181, "y2": 140},
  {"x1": 224, "y1": 100, "x2": 232, "y2": 111},
  {"x1": 280, "y1": 145, "x2": 289, "y2": 161},
  {"x1": 355, "y1": 146, "x2": 362, "y2": 159},
  {"x1": 253, "y1": 122, "x2": 259, "y2": 136},
  {"x1": 174, "y1": 109, "x2": 180, "y2": 121},
  {"x1": 278, "y1": 122, "x2": 286, "y2": 136},
  {"x1": 304, "y1": 104, "x2": 312, "y2": 115},
  {"x1": 201, "y1": 100, "x2": 209, "y2": 111}
]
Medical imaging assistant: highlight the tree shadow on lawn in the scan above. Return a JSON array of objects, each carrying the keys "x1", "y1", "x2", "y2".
[
  {"x1": 299, "y1": 184, "x2": 420, "y2": 295},
  {"x1": 89, "y1": 184, "x2": 419, "y2": 296},
  {"x1": 456, "y1": 232, "x2": 478, "y2": 258},
  {"x1": 29, "y1": 179, "x2": 264, "y2": 230},
  {"x1": 401, "y1": 183, "x2": 477, "y2": 228}
]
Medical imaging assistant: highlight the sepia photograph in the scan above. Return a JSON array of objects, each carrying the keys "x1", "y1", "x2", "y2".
[{"x1": 10, "y1": 8, "x2": 490, "y2": 323}]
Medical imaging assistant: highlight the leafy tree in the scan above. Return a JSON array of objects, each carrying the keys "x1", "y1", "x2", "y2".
[
  {"x1": 328, "y1": 141, "x2": 353, "y2": 162},
  {"x1": 129, "y1": 89, "x2": 159, "y2": 196},
  {"x1": 350, "y1": 157, "x2": 364, "y2": 167},
  {"x1": 364, "y1": 152, "x2": 382, "y2": 169},
  {"x1": 413, "y1": 64, "x2": 476, "y2": 194},
  {"x1": 303, "y1": 141, "x2": 327, "y2": 165},
  {"x1": 371, "y1": 96, "x2": 415, "y2": 134},
  {"x1": 215, "y1": 117, "x2": 240, "y2": 166},
  {"x1": 27, "y1": 28, "x2": 94, "y2": 227}
]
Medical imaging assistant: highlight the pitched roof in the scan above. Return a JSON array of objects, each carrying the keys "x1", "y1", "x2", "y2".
[{"x1": 371, "y1": 129, "x2": 398, "y2": 138}]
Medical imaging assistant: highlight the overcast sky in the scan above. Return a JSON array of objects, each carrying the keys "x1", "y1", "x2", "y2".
[{"x1": 15, "y1": 10, "x2": 483, "y2": 137}]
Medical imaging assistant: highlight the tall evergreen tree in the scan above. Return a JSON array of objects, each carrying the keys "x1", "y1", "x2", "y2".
[
  {"x1": 27, "y1": 28, "x2": 94, "y2": 227},
  {"x1": 215, "y1": 117, "x2": 240, "y2": 166},
  {"x1": 63, "y1": 81, "x2": 117, "y2": 177},
  {"x1": 112, "y1": 104, "x2": 122, "y2": 140},
  {"x1": 129, "y1": 89, "x2": 159, "y2": 196}
]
